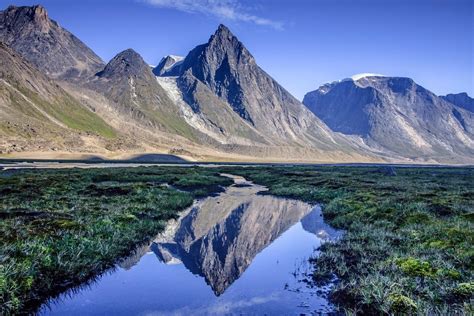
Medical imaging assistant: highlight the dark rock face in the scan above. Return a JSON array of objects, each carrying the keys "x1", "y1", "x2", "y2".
[
  {"x1": 303, "y1": 80, "x2": 377, "y2": 136},
  {"x1": 442, "y1": 92, "x2": 474, "y2": 113},
  {"x1": 176, "y1": 25, "x2": 255, "y2": 122},
  {"x1": 96, "y1": 49, "x2": 160, "y2": 89},
  {"x1": 97, "y1": 49, "x2": 154, "y2": 81},
  {"x1": 0, "y1": 5, "x2": 104, "y2": 81},
  {"x1": 303, "y1": 76, "x2": 474, "y2": 163},
  {"x1": 93, "y1": 48, "x2": 155, "y2": 105}
]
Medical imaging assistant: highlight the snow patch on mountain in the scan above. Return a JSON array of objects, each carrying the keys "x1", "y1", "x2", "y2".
[
  {"x1": 350, "y1": 73, "x2": 386, "y2": 81},
  {"x1": 155, "y1": 76, "x2": 228, "y2": 143},
  {"x1": 168, "y1": 55, "x2": 184, "y2": 62}
]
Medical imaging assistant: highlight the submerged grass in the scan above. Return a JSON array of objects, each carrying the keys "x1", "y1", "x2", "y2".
[
  {"x1": 0, "y1": 166, "x2": 232, "y2": 315},
  {"x1": 223, "y1": 166, "x2": 474, "y2": 315}
]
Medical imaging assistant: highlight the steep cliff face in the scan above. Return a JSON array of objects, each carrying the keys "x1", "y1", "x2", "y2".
[
  {"x1": 0, "y1": 5, "x2": 104, "y2": 81},
  {"x1": 303, "y1": 75, "x2": 474, "y2": 163}
]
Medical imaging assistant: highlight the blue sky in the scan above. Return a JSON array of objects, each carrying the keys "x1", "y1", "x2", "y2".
[{"x1": 1, "y1": 0, "x2": 472, "y2": 99}]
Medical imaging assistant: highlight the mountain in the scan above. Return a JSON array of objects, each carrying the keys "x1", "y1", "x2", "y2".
[
  {"x1": 441, "y1": 92, "x2": 474, "y2": 113},
  {"x1": 0, "y1": 41, "x2": 116, "y2": 154},
  {"x1": 0, "y1": 5, "x2": 104, "y2": 81},
  {"x1": 153, "y1": 25, "x2": 374, "y2": 161},
  {"x1": 0, "y1": 4, "x2": 208, "y2": 158},
  {"x1": 303, "y1": 75, "x2": 474, "y2": 163}
]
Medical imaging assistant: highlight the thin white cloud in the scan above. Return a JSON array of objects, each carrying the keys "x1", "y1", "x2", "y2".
[
  {"x1": 143, "y1": 0, "x2": 284, "y2": 30},
  {"x1": 142, "y1": 293, "x2": 281, "y2": 315}
]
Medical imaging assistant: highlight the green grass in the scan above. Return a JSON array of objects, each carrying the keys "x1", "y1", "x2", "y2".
[
  {"x1": 17, "y1": 85, "x2": 116, "y2": 139},
  {"x1": 0, "y1": 166, "x2": 232, "y2": 314},
  {"x1": 223, "y1": 166, "x2": 473, "y2": 315}
]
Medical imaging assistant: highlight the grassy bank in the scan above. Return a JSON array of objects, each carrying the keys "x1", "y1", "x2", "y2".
[
  {"x1": 225, "y1": 166, "x2": 473, "y2": 314},
  {"x1": 0, "y1": 166, "x2": 232, "y2": 314}
]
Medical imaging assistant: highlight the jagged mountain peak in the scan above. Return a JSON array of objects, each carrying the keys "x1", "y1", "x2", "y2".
[
  {"x1": 207, "y1": 24, "x2": 254, "y2": 62},
  {"x1": 110, "y1": 48, "x2": 145, "y2": 66},
  {"x1": 0, "y1": 4, "x2": 104, "y2": 80},
  {"x1": 211, "y1": 24, "x2": 237, "y2": 43},
  {"x1": 166, "y1": 23, "x2": 362, "y2": 153},
  {"x1": 5, "y1": 4, "x2": 48, "y2": 19},
  {"x1": 178, "y1": 24, "x2": 255, "y2": 78},
  {"x1": 216, "y1": 23, "x2": 231, "y2": 35}
]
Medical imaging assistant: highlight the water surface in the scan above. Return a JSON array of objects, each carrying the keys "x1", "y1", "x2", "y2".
[{"x1": 40, "y1": 175, "x2": 341, "y2": 315}]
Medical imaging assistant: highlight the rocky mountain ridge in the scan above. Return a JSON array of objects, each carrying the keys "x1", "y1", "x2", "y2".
[{"x1": 442, "y1": 92, "x2": 474, "y2": 113}]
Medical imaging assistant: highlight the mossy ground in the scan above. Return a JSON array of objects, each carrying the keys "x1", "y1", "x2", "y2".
[{"x1": 1, "y1": 165, "x2": 472, "y2": 315}]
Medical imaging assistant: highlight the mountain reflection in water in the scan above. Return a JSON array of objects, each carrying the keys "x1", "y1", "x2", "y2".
[
  {"x1": 151, "y1": 174, "x2": 339, "y2": 295},
  {"x1": 40, "y1": 175, "x2": 341, "y2": 316}
]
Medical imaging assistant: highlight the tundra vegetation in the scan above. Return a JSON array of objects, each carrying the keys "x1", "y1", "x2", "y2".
[
  {"x1": 0, "y1": 166, "x2": 232, "y2": 314},
  {"x1": 0, "y1": 165, "x2": 473, "y2": 315}
]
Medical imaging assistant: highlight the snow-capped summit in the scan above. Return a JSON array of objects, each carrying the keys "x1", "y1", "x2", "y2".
[
  {"x1": 153, "y1": 55, "x2": 184, "y2": 76},
  {"x1": 350, "y1": 73, "x2": 386, "y2": 81},
  {"x1": 167, "y1": 55, "x2": 184, "y2": 63}
]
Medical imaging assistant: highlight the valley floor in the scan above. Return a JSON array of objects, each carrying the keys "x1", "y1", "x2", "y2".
[{"x1": 0, "y1": 165, "x2": 472, "y2": 314}]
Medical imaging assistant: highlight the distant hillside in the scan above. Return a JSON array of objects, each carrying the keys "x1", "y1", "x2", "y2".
[{"x1": 0, "y1": 41, "x2": 116, "y2": 154}]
